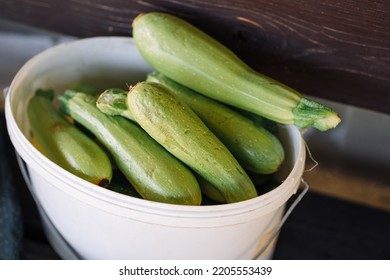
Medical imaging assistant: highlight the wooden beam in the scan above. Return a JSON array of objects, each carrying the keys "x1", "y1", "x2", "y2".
[{"x1": 1, "y1": 0, "x2": 389, "y2": 114}]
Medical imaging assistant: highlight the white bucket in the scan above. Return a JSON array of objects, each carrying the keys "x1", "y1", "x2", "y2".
[{"x1": 5, "y1": 37, "x2": 306, "y2": 260}]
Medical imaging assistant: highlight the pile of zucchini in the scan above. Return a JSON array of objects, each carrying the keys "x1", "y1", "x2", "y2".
[{"x1": 27, "y1": 12, "x2": 340, "y2": 205}]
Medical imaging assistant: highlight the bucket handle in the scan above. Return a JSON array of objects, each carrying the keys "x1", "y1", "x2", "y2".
[{"x1": 252, "y1": 178, "x2": 309, "y2": 259}]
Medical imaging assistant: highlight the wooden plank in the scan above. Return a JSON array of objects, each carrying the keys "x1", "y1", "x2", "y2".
[
  {"x1": 0, "y1": 0, "x2": 389, "y2": 114},
  {"x1": 303, "y1": 159, "x2": 390, "y2": 212}
]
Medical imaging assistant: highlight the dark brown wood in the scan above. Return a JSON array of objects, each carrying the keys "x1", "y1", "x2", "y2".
[{"x1": 1, "y1": 0, "x2": 389, "y2": 114}]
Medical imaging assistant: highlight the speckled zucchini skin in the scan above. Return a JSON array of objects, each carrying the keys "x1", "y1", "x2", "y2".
[
  {"x1": 127, "y1": 82, "x2": 257, "y2": 203},
  {"x1": 147, "y1": 71, "x2": 285, "y2": 174}
]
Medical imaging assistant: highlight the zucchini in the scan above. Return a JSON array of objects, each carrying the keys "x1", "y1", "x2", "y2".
[
  {"x1": 147, "y1": 71, "x2": 285, "y2": 174},
  {"x1": 126, "y1": 81, "x2": 257, "y2": 203},
  {"x1": 27, "y1": 89, "x2": 112, "y2": 187},
  {"x1": 196, "y1": 176, "x2": 225, "y2": 203},
  {"x1": 132, "y1": 12, "x2": 341, "y2": 131},
  {"x1": 108, "y1": 169, "x2": 142, "y2": 198},
  {"x1": 59, "y1": 90, "x2": 202, "y2": 205}
]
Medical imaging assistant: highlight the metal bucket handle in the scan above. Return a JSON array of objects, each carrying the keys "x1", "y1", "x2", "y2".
[{"x1": 252, "y1": 177, "x2": 309, "y2": 259}]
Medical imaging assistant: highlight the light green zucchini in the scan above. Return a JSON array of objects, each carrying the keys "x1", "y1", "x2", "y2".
[
  {"x1": 132, "y1": 12, "x2": 341, "y2": 131},
  {"x1": 27, "y1": 89, "x2": 112, "y2": 187},
  {"x1": 126, "y1": 81, "x2": 257, "y2": 203},
  {"x1": 147, "y1": 71, "x2": 285, "y2": 174},
  {"x1": 59, "y1": 90, "x2": 202, "y2": 205}
]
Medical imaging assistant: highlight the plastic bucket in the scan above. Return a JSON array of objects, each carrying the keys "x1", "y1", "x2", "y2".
[{"x1": 5, "y1": 37, "x2": 306, "y2": 259}]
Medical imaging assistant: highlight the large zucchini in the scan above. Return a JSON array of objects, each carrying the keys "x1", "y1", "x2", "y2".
[
  {"x1": 126, "y1": 82, "x2": 257, "y2": 203},
  {"x1": 132, "y1": 12, "x2": 341, "y2": 131},
  {"x1": 146, "y1": 71, "x2": 285, "y2": 174}
]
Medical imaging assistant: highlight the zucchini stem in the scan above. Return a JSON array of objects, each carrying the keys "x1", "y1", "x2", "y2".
[
  {"x1": 96, "y1": 88, "x2": 135, "y2": 121},
  {"x1": 293, "y1": 97, "x2": 341, "y2": 131}
]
